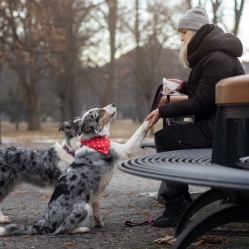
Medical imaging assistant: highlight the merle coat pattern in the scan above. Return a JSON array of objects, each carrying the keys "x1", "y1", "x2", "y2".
[
  {"x1": 0, "y1": 104, "x2": 149, "y2": 235},
  {"x1": 0, "y1": 119, "x2": 81, "y2": 224}
]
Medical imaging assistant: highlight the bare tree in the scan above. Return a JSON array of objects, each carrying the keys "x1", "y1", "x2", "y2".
[
  {"x1": 99, "y1": 0, "x2": 118, "y2": 106},
  {"x1": 119, "y1": 0, "x2": 178, "y2": 122},
  {"x1": 0, "y1": 0, "x2": 46, "y2": 130},
  {"x1": 184, "y1": 0, "x2": 245, "y2": 34},
  {"x1": 0, "y1": 0, "x2": 97, "y2": 124},
  {"x1": 233, "y1": 0, "x2": 245, "y2": 35},
  {"x1": 209, "y1": 0, "x2": 245, "y2": 34},
  {"x1": 0, "y1": 56, "x2": 3, "y2": 143},
  {"x1": 210, "y1": 0, "x2": 222, "y2": 25},
  {"x1": 43, "y1": 0, "x2": 92, "y2": 121}
]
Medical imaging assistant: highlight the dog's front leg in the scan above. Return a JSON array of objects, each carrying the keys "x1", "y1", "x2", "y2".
[
  {"x1": 112, "y1": 120, "x2": 150, "y2": 159},
  {"x1": 124, "y1": 120, "x2": 149, "y2": 149},
  {"x1": 92, "y1": 200, "x2": 104, "y2": 227}
]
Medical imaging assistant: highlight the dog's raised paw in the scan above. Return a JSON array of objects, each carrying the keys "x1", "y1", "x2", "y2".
[{"x1": 142, "y1": 120, "x2": 150, "y2": 130}]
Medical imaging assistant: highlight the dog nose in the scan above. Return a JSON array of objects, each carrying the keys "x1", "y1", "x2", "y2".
[{"x1": 111, "y1": 103, "x2": 116, "y2": 107}]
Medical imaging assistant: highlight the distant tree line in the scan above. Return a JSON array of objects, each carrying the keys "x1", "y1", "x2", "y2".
[{"x1": 0, "y1": 0, "x2": 245, "y2": 130}]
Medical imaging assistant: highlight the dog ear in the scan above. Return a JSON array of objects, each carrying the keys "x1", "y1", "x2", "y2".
[
  {"x1": 81, "y1": 114, "x2": 99, "y2": 134},
  {"x1": 73, "y1": 117, "x2": 83, "y2": 136},
  {"x1": 58, "y1": 121, "x2": 71, "y2": 132},
  {"x1": 59, "y1": 119, "x2": 82, "y2": 137},
  {"x1": 81, "y1": 121, "x2": 95, "y2": 134}
]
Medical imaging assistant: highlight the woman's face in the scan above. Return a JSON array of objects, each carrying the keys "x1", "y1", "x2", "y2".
[{"x1": 179, "y1": 29, "x2": 187, "y2": 42}]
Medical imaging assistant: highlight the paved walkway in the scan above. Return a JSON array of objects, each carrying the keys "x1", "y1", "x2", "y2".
[{"x1": 0, "y1": 147, "x2": 249, "y2": 248}]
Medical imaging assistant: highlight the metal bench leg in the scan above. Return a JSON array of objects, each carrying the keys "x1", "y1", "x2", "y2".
[
  {"x1": 175, "y1": 188, "x2": 227, "y2": 236},
  {"x1": 212, "y1": 106, "x2": 239, "y2": 166},
  {"x1": 173, "y1": 203, "x2": 249, "y2": 249}
]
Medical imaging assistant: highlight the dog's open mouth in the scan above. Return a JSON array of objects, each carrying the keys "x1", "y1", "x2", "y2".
[{"x1": 111, "y1": 112, "x2": 117, "y2": 118}]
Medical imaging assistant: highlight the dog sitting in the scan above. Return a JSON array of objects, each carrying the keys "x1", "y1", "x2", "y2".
[
  {"x1": 0, "y1": 103, "x2": 149, "y2": 236},
  {"x1": 0, "y1": 118, "x2": 82, "y2": 224}
]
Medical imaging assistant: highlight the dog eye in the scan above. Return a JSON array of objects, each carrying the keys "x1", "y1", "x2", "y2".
[{"x1": 98, "y1": 109, "x2": 105, "y2": 115}]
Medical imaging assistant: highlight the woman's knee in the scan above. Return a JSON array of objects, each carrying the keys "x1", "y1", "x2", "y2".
[
  {"x1": 154, "y1": 134, "x2": 166, "y2": 152},
  {"x1": 154, "y1": 126, "x2": 183, "y2": 151}
]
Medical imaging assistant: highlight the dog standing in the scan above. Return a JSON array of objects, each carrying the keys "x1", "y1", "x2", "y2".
[
  {"x1": 0, "y1": 103, "x2": 149, "y2": 235},
  {"x1": 0, "y1": 119, "x2": 82, "y2": 224}
]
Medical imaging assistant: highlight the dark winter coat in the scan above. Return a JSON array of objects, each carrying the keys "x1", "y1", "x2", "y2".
[{"x1": 159, "y1": 24, "x2": 245, "y2": 139}]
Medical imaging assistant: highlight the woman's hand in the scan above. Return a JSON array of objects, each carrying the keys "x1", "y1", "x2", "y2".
[{"x1": 146, "y1": 109, "x2": 160, "y2": 130}]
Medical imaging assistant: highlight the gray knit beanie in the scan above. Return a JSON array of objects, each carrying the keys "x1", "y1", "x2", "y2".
[{"x1": 178, "y1": 6, "x2": 210, "y2": 31}]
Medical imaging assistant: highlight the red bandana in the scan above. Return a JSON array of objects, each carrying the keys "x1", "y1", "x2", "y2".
[{"x1": 80, "y1": 136, "x2": 111, "y2": 154}]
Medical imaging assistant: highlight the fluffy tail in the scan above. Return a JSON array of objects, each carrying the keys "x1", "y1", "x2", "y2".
[{"x1": 0, "y1": 221, "x2": 46, "y2": 236}]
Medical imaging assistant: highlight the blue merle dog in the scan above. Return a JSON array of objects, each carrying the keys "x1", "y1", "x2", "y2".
[
  {"x1": 0, "y1": 104, "x2": 149, "y2": 235},
  {"x1": 0, "y1": 119, "x2": 82, "y2": 224}
]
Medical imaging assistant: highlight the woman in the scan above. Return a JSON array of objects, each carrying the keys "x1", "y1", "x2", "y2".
[{"x1": 146, "y1": 6, "x2": 245, "y2": 227}]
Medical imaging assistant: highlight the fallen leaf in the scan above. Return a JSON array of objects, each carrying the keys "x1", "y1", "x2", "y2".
[
  {"x1": 124, "y1": 192, "x2": 134, "y2": 196},
  {"x1": 63, "y1": 241, "x2": 77, "y2": 247},
  {"x1": 100, "y1": 210, "x2": 110, "y2": 215},
  {"x1": 41, "y1": 194, "x2": 51, "y2": 199},
  {"x1": 152, "y1": 201, "x2": 164, "y2": 207},
  {"x1": 154, "y1": 234, "x2": 176, "y2": 245},
  {"x1": 191, "y1": 240, "x2": 204, "y2": 246},
  {"x1": 137, "y1": 210, "x2": 151, "y2": 217},
  {"x1": 23, "y1": 235, "x2": 32, "y2": 238},
  {"x1": 11, "y1": 190, "x2": 27, "y2": 195},
  {"x1": 191, "y1": 236, "x2": 230, "y2": 246}
]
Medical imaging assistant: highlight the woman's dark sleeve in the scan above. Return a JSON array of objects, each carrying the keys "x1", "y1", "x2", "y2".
[
  {"x1": 159, "y1": 55, "x2": 235, "y2": 118},
  {"x1": 178, "y1": 80, "x2": 187, "y2": 94}
]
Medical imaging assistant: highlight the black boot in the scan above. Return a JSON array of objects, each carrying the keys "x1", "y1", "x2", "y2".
[
  {"x1": 152, "y1": 199, "x2": 189, "y2": 227},
  {"x1": 152, "y1": 185, "x2": 189, "y2": 227},
  {"x1": 184, "y1": 191, "x2": 193, "y2": 204}
]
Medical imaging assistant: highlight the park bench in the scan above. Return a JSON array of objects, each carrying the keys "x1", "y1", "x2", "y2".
[{"x1": 119, "y1": 75, "x2": 249, "y2": 248}]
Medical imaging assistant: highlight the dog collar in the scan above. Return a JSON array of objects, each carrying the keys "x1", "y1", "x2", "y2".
[
  {"x1": 80, "y1": 136, "x2": 111, "y2": 154},
  {"x1": 62, "y1": 145, "x2": 75, "y2": 157}
]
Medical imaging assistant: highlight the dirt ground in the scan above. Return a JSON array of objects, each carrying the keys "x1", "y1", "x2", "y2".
[{"x1": 0, "y1": 120, "x2": 249, "y2": 248}]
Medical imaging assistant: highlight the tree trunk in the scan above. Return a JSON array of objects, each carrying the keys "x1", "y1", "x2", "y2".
[
  {"x1": 134, "y1": 0, "x2": 141, "y2": 123},
  {"x1": 233, "y1": 0, "x2": 245, "y2": 36},
  {"x1": 101, "y1": 0, "x2": 118, "y2": 106},
  {"x1": 18, "y1": 69, "x2": 41, "y2": 131},
  {"x1": 0, "y1": 115, "x2": 1, "y2": 144},
  {"x1": 58, "y1": 77, "x2": 69, "y2": 123},
  {"x1": 0, "y1": 63, "x2": 2, "y2": 143}
]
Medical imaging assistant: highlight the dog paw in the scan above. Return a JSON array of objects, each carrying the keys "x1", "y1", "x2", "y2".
[
  {"x1": 143, "y1": 121, "x2": 150, "y2": 130},
  {"x1": 70, "y1": 226, "x2": 90, "y2": 234},
  {"x1": 142, "y1": 120, "x2": 150, "y2": 131},
  {"x1": 95, "y1": 220, "x2": 104, "y2": 228},
  {"x1": 0, "y1": 216, "x2": 10, "y2": 224},
  {"x1": 78, "y1": 227, "x2": 90, "y2": 233}
]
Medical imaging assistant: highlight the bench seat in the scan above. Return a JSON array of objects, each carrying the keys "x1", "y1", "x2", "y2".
[
  {"x1": 120, "y1": 75, "x2": 249, "y2": 248},
  {"x1": 120, "y1": 148, "x2": 249, "y2": 191}
]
